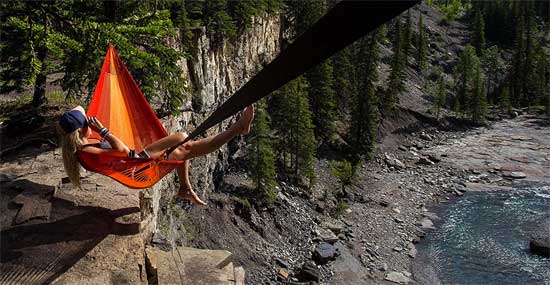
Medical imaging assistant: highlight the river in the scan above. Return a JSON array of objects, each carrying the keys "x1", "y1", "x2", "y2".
[
  {"x1": 413, "y1": 116, "x2": 550, "y2": 285},
  {"x1": 415, "y1": 181, "x2": 550, "y2": 284}
]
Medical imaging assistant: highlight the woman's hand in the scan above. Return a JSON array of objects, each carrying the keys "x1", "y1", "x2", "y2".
[{"x1": 87, "y1": 116, "x2": 105, "y2": 133}]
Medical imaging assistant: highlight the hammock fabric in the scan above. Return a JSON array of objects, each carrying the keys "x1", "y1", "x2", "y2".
[{"x1": 77, "y1": 44, "x2": 184, "y2": 189}]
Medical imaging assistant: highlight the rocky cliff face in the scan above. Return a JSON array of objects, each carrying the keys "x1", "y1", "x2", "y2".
[{"x1": 140, "y1": 15, "x2": 282, "y2": 243}]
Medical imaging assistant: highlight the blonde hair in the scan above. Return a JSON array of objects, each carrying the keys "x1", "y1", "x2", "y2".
[{"x1": 60, "y1": 128, "x2": 84, "y2": 188}]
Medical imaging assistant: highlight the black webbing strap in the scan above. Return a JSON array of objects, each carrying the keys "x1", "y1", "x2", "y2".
[{"x1": 166, "y1": 0, "x2": 419, "y2": 155}]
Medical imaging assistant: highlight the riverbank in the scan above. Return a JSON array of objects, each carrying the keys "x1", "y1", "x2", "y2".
[
  {"x1": 363, "y1": 114, "x2": 550, "y2": 284},
  {"x1": 176, "y1": 114, "x2": 548, "y2": 284}
]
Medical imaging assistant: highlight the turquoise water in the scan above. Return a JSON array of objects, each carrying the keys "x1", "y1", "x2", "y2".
[{"x1": 415, "y1": 182, "x2": 550, "y2": 285}]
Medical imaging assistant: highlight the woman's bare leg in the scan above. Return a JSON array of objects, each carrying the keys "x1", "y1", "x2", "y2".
[
  {"x1": 167, "y1": 105, "x2": 254, "y2": 205},
  {"x1": 143, "y1": 132, "x2": 187, "y2": 159},
  {"x1": 172, "y1": 105, "x2": 255, "y2": 160},
  {"x1": 175, "y1": 160, "x2": 207, "y2": 205}
]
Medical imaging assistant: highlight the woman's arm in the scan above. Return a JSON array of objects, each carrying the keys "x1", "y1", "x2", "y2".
[{"x1": 86, "y1": 116, "x2": 130, "y2": 155}]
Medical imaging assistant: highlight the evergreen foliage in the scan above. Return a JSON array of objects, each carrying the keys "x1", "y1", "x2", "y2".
[
  {"x1": 247, "y1": 100, "x2": 277, "y2": 204},
  {"x1": 440, "y1": 0, "x2": 468, "y2": 24},
  {"x1": 508, "y1": 0, "x2": 548, "y2": 109},
  {"x1": 471, "y1": 64, "x2": 487, "y2": 122},
  {"x1": 0, "y1": 0, "x2": 283, "y2": 110},
  {"x1": 453, "y1": 45, "x2": 480, "y2": 117},
  {"x1": 471, "y1": 7, "x2": 486, "y2": 56},
  {"x1": 499, "y1": 85, "x2": 511, "y2": 113},
  {"x1": 0, "y1": 1, "x2": 187, "y2": 111},
  {"x1": 307, "y1": 60, "x2": 337, "y2": 142},
  {"x1": 402, "y1": 9, "x2": 413, "y2": 64},
  {"x1": 330, "y1": 160, "x2": 354, "y2": 195},
  {"x1": 270, "y1": 77, "x2": 316, "y2": 187},
  {"x1": 332, "y1": 48, "x2": 355, "y2": 114},
  {"x1": 286, "y1": 1, "x2": 336, "y2": 143},
  {"x1": 384, "y1": 18, "x2": 406, "y2": 112},
  {"x1": 291, "y1": 1, "x2": 337, "y2": 143},
  {"x1": 416, "y1": 13, "x2": 428, "y2": 72},
  {"x1": 481, "y1": 46, "x2": 506, "y2": 104},
  {"x1": 204, "y1": 0, "x2": 236, "y2": 42},
  {"x1": 0, "y1": 2, "x2": 80, "y2": 106},
  {"x1": 350, "y1": 28, "x2": 383, "y2": 160},
  {"x1": 286, "y1": 0, "x2": 325, "y2": 37},
  {"x1": 434, "y1": 76, "x2": 446, "y2": 120}
]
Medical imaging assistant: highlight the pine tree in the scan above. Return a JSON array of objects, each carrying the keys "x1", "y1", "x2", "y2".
[
  {"x1": 0, "y1": 2, "x2": 80, "y2": 106},
  {"x1": 248, "y1": 100, "x2": 277, "y2": 204},
  {"x1": 535, "y1": 41, "x2": 550, "y2": 115},
  {"x1": 288, "y1": 0, "x2": 325, "y2": 37},
  {"x1": 522, "y1": 2, "x2": 539, "y2": 108},
  {"x1": 0, "y1": 1, "x2": 189, "y2": 112},
  {"x1": 350, "y1": 28, "x2": 382, "y2": 160},
  {"x1": 434, "y1": 76, "x2": 446, "y2": 120},
  {"x1": 454, "y1": 45, "x2": 479, "y2": 117},
  {"x1": 471, "y1": 64, "x2": 487, "y2": 122},
  {"x1": 481, "y1": 46, "x2": 505, "y2": 105},
  {"x1": 510, "y1": 7, "x2": 525, "y2": 108},
  {"x1": 471, "y1": 7, "x2": 486, "y2": 56},
  {"x1": 185, "y1": 0, "x2": 205, "y2": 27},
  {"x1": 307, "y1": 61, "x2": 336, "y2": 142},
  {"x1": 417, "y1": 13, "x2": 428, "y2": 72},
  {"x1": 499, "y1": 85, "x2": 511, "y2": 114},
  {"x1": 384, "y1": 18, "x2": 405, "y2": 112},
  {"x1": 204, "y1": 0, "x2": 236, "y2": 43},
  {"x1": 403, "y1": 9, "x2": 413, "y2": 64},
  {"x1": 271, "y1": 77, "x2": 316, "y2": 187},
  {"x1": 288, "y1": 0, "x2": 336, "y2": 143},
  {"x1": 161, "y1": 0, "x2": 194, "y2": 52},
  {"x1": 508, "y1": 1, "x2": 546, "y2": 110},
  {"x1": 332, "y1": 48, "x2": 355, "y2": 114}
]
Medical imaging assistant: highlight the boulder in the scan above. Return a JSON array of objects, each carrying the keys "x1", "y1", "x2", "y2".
[
  {"x1": 502, "y1": 171, "x2": 527, "y2": 179},
  {"x1": 417, "y1": 157, "x2": 435, "y2": 165},
  {"x1": 428, "y1": 153, "x2": 442, "y2": 163},
  {"x1": 420, "y1": 133, "x2": 433, "y2": 141},
  {"x1": 530, "y1": 239, "x2": 550, "y2": 258},
  {"x1": 417, "y1": 218, "x2": 434, "y2": 229},
  {"x1": 324, "y1": 221, "x2": 344, "y2": 234},
  {"x1": 275, "y1": 258, "x2": 290, "y2": 269},
  {"x1": 528, "y1": 218, "x2": 550, "y2": 258},
  {"x1": 385, "y1": 271, "x2": 410, "y2": 284},
  {"x1": 296, "y1": 262, "x2": 320, "y2": 282},
  {"x1": 414, "y1": 142, "x2": 425, "y2": 149},
  {"x1": 312, "y1": 242, "x2": 339, "y2": 265},
  {"x1": 317, "y1": 228, "x2": 339, "y2": 244},
  {"x1": 385, "y1": 154, "x2": 406, "y2": 169}
]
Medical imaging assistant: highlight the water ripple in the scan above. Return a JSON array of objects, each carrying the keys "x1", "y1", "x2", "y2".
[{"x1": 415, "y1": 182, "x2": 550, "y2": 285}]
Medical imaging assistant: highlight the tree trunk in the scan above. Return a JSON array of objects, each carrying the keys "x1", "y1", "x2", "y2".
[
  {"x1": 104, "y1": 1, "x2": 117, "y2": 20},
  {"x1": 32, "y1": 16, "x2": 48, "y2": 107}
]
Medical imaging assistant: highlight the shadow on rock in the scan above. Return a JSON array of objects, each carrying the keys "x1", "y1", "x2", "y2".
[{"x1": 0, "y1": 179, "x2": 139, "y2": 285}]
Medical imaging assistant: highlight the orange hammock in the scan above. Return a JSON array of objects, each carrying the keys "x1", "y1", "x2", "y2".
[
  {"x1": 77, "y1": 44, "x2": 183, "y2": 189},
  {"x1": 78, "y1": 2, "x2": 417, "y2": 189}
]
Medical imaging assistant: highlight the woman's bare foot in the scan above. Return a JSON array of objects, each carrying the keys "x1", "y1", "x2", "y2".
[
  {"x1": 176, "y1": 187, "x2": 207, "y2": 206},
  {"x1": 237, "y1": 105, "x2": 254, "y2": 135}
]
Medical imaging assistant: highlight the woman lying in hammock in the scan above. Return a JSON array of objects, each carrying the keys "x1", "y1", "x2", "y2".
[{"x1": 59, "y1": 105, "x2": 254, "y2": 206}]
